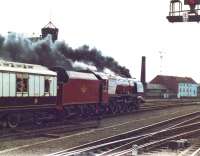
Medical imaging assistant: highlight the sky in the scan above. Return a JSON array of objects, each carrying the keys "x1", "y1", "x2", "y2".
[{"x1": 0, "y1": 0, "x2": 200, "y2": 82}]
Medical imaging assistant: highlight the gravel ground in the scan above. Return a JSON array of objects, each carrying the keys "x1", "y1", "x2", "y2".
[{"x1": 1, "y1": 104, "x2": 200, "y2": 156}]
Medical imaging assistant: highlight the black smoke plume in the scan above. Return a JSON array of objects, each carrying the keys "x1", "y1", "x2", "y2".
[{"x1": 0, "y1": 33, "x2": 131, "y2": 77}]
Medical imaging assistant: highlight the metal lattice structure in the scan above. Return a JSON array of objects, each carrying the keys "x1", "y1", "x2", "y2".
[{"x1": 41, "y1": 21, "x2": 59, "y2": 42}]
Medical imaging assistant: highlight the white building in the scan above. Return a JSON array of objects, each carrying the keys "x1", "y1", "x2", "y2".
[{"x1": 178, "y1": 83, "x2": 198, "y2": 98}]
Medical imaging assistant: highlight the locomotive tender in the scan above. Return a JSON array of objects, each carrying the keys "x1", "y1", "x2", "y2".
[{"x1": 0, "y1": 61, "x2": 144, "y2": 128}]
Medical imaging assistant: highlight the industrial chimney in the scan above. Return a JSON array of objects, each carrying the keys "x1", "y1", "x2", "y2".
[
  {"x1": 140, "y1": 56, "x2": 146, "y2": 91},
  {"x1": 41, "y1": 21, "x2": 59, "y2": 42}
]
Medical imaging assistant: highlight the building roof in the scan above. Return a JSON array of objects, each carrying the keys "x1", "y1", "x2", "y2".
[
  {"x1": 151, "y1": 75, "x2": 197, "y2": 84},
  {"x1": 150, "y1": 75, "x2": 197, "y2": 93}
]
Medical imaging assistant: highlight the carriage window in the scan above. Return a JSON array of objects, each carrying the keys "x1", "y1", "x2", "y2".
[
  {"x1": 44, "y1": 79, "x2": 50, "y2": 93},
  {"x1": 16, "y1": 74, "x2": 28, "y2": 92}
]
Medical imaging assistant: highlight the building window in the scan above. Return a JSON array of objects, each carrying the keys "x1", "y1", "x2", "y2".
[{"x1": 16, "y1": 74, "x2": 28, "y2": 92}]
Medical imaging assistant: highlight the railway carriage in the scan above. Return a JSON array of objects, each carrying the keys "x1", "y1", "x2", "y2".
[{"x1": 0, "y1": 61, "x2": 57, "y2": 128}]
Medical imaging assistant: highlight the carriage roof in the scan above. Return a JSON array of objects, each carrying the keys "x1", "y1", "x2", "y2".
[{"x1": 0, "y1": 61, "x2": 56, "y2": 76}]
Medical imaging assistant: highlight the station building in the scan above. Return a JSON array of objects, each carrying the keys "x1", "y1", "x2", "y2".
[{"x1": 149, "y1": 75, "x2": 198, "y2": 98}]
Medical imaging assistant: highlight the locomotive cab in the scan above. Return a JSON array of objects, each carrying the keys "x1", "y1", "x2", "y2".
[{"x1": 134, "y1": 81, "x2": 145, "y2": 103}]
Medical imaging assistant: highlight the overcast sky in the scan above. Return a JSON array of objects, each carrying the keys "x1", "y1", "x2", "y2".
[{"x1": 1, "y1": 0, "x2": 200, "y2": 82}]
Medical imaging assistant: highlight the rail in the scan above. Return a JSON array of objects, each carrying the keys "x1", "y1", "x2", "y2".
[{"x1": 47, "y1": 111, "x2": 200, "y2": 156}]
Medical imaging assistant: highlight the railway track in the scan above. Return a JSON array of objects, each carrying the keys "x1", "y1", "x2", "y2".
[
  {"x1": 46, "y1": 112, "x2": 200, "y2": 156},
  {"x1": 105, "y1": 100, "x2": 200, "y2": 118},
  {"x1": 0, "y1": 100, "x2": 199, "y2": 142},
  {"x1": 190, "y1": 144, "x2": 200, "y2": 156},
  {"x1": 46, "y1": 111, "x2": 200, "y2": 156},
  {"x1": 0, "y1": 102, "x2": 199, "y2": 155},
  {"x1": 144, "y1": 142, "x2": 200, "y2": 156},
  {"x1": 141, "y1": 100, "x2": 200, "y2": 110}
]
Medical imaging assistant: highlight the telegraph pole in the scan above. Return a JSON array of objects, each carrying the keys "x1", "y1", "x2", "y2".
[{"x1": 159, "y1": 51, "x2": 164, "y2": 74}]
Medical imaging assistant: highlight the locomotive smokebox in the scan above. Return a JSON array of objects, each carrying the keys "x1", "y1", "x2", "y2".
[
  {"x1": 140, "y1": 56, "x2": 146, "y2": 91},
  {"x1": 41, "y1": 21, "x2": 59, "y2": 42}
]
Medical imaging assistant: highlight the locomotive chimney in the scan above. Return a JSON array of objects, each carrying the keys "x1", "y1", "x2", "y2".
[{"x1": 140, "y1": 56, "x2": 146, "y2": 91}]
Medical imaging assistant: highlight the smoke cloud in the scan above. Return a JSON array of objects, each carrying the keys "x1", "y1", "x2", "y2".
[{"x1": 0, "y1": 33, "x2": 131, "y2": 77}]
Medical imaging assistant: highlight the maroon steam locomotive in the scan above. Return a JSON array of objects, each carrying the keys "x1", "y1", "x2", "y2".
[
  {"x1": 53, "y1": 67, "x2": 144, "y2": 116},
  {"x1": 0, "y1": 61, "x2": 144, "y2": 128}
]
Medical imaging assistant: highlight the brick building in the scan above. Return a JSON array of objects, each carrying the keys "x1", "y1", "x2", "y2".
[{"x1": 150, "y1": 75, "x2": 198, "y2": 98}]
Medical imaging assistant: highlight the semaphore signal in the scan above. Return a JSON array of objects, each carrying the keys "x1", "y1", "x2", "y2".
[{"x1": 167, "y1": 0, "x2": 200, "y2": 22}]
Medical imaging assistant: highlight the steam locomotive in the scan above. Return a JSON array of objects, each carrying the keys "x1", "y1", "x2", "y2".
[{"x1": 0, "y1": 61, "x2": 144, "y2": 128}]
